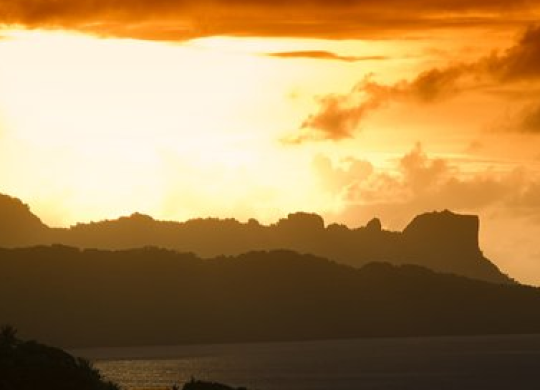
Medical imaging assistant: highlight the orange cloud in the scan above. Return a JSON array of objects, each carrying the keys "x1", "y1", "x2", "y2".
[
  {"x1": 0, "y1": 1, "x2": 538, "y2": 41},
  {"x1": 490, "y1": 26, "x2": 540, "y2": 81},
  {"x1": 316, "y1": 144, "x2": 539, "y2": 228},
  {"x1": 520, "y1": 104, "x2": 540, "y2": 133},
  {"x1": 295, "y1": 25, "x2": 540, "y2": 142},
  {"x1": 267, "y1": 51, "x2": 388, "y2": 62}
]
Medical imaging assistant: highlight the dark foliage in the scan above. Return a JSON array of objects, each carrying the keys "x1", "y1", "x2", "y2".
[
  {"x1": 0, "y1": 326, "x2": 119, "y2": 390},
  {"x1": 182, "y1": 379, "x2": 247, "y2": 390}
]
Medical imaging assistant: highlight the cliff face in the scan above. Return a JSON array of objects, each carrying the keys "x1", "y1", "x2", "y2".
[
  {"x1": 400, "y1": 210, "x2": 509, "y2": 284},
  {"x1": 403, "y1": 210, "x2": 481, "y2": 258},
  {"x1": 0, "y1": 193, "x2": 512, "y2": 284}
]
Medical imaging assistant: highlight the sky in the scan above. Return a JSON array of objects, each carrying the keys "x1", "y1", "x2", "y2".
[{"x1": 1, "y1": 1, "x2": 540, "y2": 284}]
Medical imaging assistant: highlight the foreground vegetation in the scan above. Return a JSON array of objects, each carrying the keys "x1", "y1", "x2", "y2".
[
  {"x1": 0, "y1": 325, "x2": 248, "y2": 390},
  {"x1": 0, "y1": 325, "x2": 119, "y2": 390},
  {"x1": 180, "y1": 379, "x2": 247, "y2": 390}
]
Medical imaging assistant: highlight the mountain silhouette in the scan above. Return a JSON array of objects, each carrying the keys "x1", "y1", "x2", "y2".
[
  {"x1": 0, "y1": 246, "x2": 537, "y2": 348},
  {"x1": 0, "y1": 194, "x2": 48, "y2": 247},
  {"x1": 0, "y1": 193, "x2": 511, "y2": 283}
]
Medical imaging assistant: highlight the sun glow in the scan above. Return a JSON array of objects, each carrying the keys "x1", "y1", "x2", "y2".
[
  {"x1": 0, "y1": 29, "x2": 514, "y2": 227},
  {"x1": 0, "y1": 30, "x2": 365, "y2": 226}
]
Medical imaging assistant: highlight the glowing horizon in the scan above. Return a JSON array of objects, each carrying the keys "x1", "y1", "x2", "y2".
[{"x1": 1, "y1": 5, "x2": 540, "y2": 285}]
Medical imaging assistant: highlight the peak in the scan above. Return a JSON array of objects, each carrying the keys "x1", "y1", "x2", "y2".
[
  {"x1": 0, "y1": 193, "x2": 47, "y2": 246},
  {"x1": 404, "y1": 210, "x2": 479, "y2": 234},
  {"x1": 408, "y1": 209, "x2": 477, "y2": 223},
  {"x1": 130, "y1": 212, "x2": 154, "y2": 220},
  {"x1": 278, "y1": 212, "x2": 325, "y2": 230},
  {"x1": 123, "y1": 212, "x2": 155, "y2": 222},
  {"x1": 404, "y1": 209, "x2": 479, "y2": 236},
  {"x1": 0, "y1": 193, "x2": 35, "y2": 215},
  {"x1": 398, "y1": 209, "x2": 509, "y2": 282},
  {"x1": 365, "y1": 218, "x2": 382, "y2": 232}
]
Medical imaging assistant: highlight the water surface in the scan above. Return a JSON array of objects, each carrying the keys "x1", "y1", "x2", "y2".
[{"x1": 73, "y1": 335, "x2": 540, "y2": 390}]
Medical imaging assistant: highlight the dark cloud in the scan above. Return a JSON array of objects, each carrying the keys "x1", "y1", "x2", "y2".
[
  {"x1": 489, "y1": 25, "x2": 540, "y2": 81},
  {"x1": 519, "y1": 104, "x2": 540, "y2": 133},
  {"x1": 297, "y1": 92, "x2": 374, "y2": 141},
  {"x1": 0, "y1": 0, "x2": 537, "y2": 41},
  {"x1": 267, "y1": 51, "x2": 388, "y2": 62},
  {"x1": 295, "y1": 25, "x2": 540, "y2": 142},
  {"x1": 286, "y1": 78, "x2": 391, "y2": 142},
  {"x1": 404, "y1": 66, "x2": 471, "y2": 102}
]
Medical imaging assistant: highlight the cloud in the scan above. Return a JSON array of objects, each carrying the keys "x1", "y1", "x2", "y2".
[
  {"x1": 313, "y1": 154, "x2": 373, "y2": 194},
  {"x1": 336, "y1": 145, "x2": 516, "y2": 210},
  {"x1": 290, "y1": 67, "x2": 469, "y2": 142},
  {"x1": 286, "y1": 78, "x2": 392, "y2": 142},
  {"x1": 398, "y1": 143, "x2": 451, "y2": 193},
  {"x1": 0, "y1": 1, "x2": 537, "y2": 41},
  {"x1": 316, "y1": 144, "x2": 540, "y2": 231},
  {"x1": 519, "y1": 104, "x2": 540, "y2": 133},
  {"x1": 294, "y1": 25, "x2": 540, "y2": 142},
  {"x1": 489, "y1": 25, "x2": 540, "y2": 81},
  {"x1": 505, "y1": 101, "x2": 540, "y2": 135},
  {"x1": 267, "y1": 51, "x2": 388, "y2": 62},
  {"x1": 343, "y1": 144, "x2": 477, "y2": 209}
]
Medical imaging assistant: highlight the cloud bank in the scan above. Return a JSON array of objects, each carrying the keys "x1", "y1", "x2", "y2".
[{"x1": 0, "y1": 0, "x2": 538, "y2": 41}]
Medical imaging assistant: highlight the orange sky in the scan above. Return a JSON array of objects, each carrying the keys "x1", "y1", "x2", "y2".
[{"x1": 1, "y1": 1, "x2": 540, "y2": 284}]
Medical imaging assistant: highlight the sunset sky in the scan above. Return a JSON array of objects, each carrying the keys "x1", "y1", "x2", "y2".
[{"x1": 1, "y1": 1, "x2": 540, "y2": 284}]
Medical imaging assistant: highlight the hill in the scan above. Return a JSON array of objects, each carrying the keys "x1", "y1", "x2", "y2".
[
  {"x1": 0, "y1": 325, "x2": 119, "y2": 390},
  {"x1": 0, "y1": 246, "x2": 537, "y2": 348},
  {"x1": 0, "y1": 194, "x2": 48, "y2": 247},
  {"x1": 0, "y1": 193, "x2": 511, "y2": 283},
  {"x1": 0, "y1": 324, "x2": 240, "y2": 390}
]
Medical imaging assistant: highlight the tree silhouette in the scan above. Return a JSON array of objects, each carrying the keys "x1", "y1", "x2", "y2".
[
  {"x1": 182, "y1": 378, "x2": 247, "y2": 390},
  {"x1": 0, "y1": 324, "x2": 17, "y2": 348},
  {"x1": 0, "y1": 325, "x2": 121, "y2": 390}
]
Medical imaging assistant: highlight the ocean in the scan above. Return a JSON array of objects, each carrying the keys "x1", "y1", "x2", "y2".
[{"x1": 73, "y1": 335, "x2": 540, "y2": 390}]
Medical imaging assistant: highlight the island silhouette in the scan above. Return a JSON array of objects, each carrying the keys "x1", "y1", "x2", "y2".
[
  {"x1": 1, "y1": 246, "x2": 538, "y2": 348},
  {"x1": 2, "y1": 192, "x2": 537, "y2": 349},
  {"x1": 0, "y1": 193, "x2": 511, "y2": 284}
]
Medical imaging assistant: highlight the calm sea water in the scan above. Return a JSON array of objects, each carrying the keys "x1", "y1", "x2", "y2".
[{"x1": 73, "y1": 335, "x2": 540, "y2": 390}]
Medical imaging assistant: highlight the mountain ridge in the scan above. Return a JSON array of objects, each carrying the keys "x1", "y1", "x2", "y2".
[
  {"x1": 0, "y1": 246, "x2": 537, "y2": 348},
  {"x1": 0, "y1": 193, "x2": 511, "y2": 284}
]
